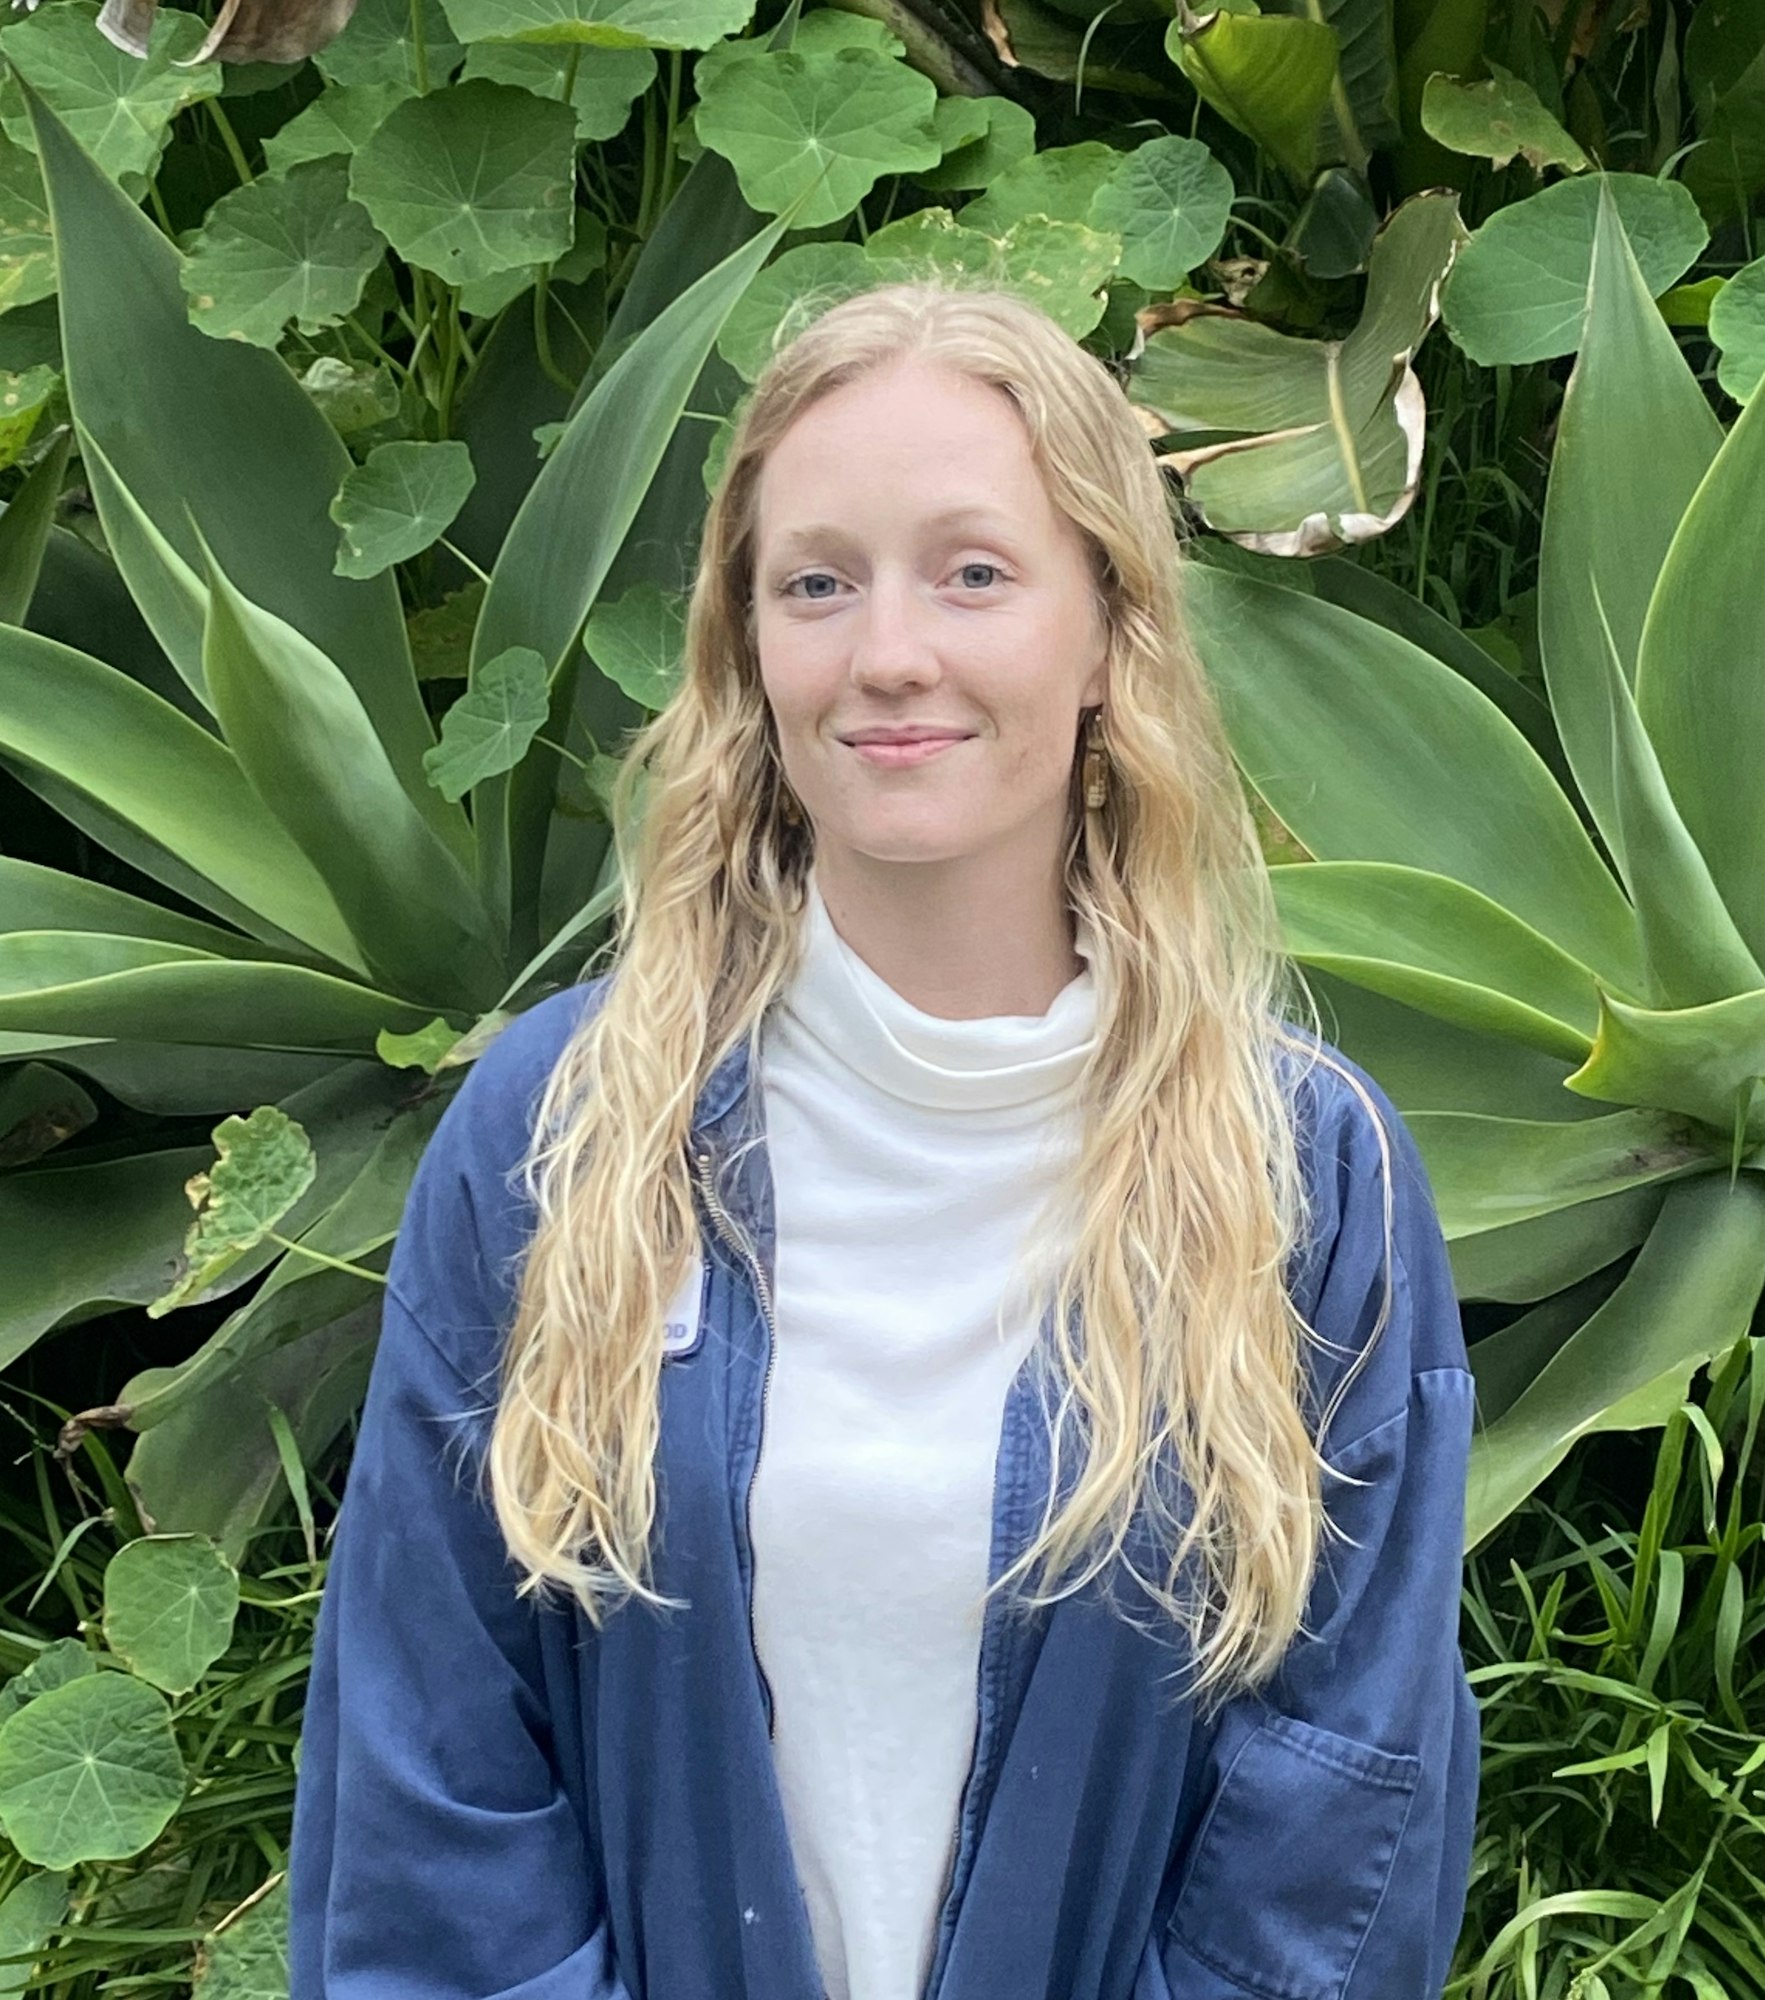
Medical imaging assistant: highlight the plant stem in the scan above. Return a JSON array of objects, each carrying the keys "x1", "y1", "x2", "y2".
[
  {"x1": 535, "y1": 732, "x2": 593, "y2": 774},
  {"x1": 206, "y1": 98, "x2": 254, "y2": 185},
  {"x1": 263, "y1": 1231, "x2": 387, "y2": 1285},
  {"x1": 437, "y1": 535, "x2": 491, "y2": 585},
  {"x1": 409, "y1": 0, "x2": 431, "y2": 93}
]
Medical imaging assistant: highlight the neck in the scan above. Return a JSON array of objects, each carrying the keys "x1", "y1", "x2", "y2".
[{"x1": 809, "y1": 842, "x2": 1082, "y2": 1020}]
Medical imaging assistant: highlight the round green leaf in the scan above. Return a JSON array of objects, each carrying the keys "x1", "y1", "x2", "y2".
[
  {"x1": 866, "y1": 208, "x2": 1118, "y2": 340},
  {"x1": 0, "y1": 1868, "x2": 69, "y2": 1999},
  {"x1": 182, "y1": 160, "x2": 384, "y2": 349},
  {"x1": 261, "y1": 80, "x2": 415, "y2": 174},
  {"x1": 0, "y1": 1671, "x2": 184, "y2": 1867},
  {"x1": 583, "y1": 581, "x2": 685, "y2": 710},
  {"x1": 916, "y1": 96, "x2": 1037, "y2": 192},
  {"x1": 103, "y1": 1535, "x2": 240, "y2": 1693},
  {"x1": 439, "y1": 0, "x2": 751, "y2": 49},
  {"x1": 0, "y1": 134, "x2": 53, "y2": 315},
  {"x1": 692, "y1": 46, "x2": 943, "y2": 229},
  {"x1": 958, "y1": 140, "x2": 1121, "y2": 234},
  {"x1": 460, "y1": 39, "x2": 655, "y2": 140},
  {"x1": 348, "y1": 79, "x2": 575, "y2": 284},
  {"x1": 0, "y1": 1641, "x2": 95, "y2": 1728},
  {"x1": 0, "y1": 364, "x2": 55, "y2": 470},
  {"x1": 422, "y1": 645, "x2": 549, "y2": 801},
  {"x1": 300, "y1": 354, "x2": 402, "y2": 434},
  {"x1": 330, "y1": 439, "x2": 476, "y2": 579},
  {"x1": 1709, "y1": 253, "x2": 1765, "y2": 404},
  {"x1": 153, "y1": 1105, "x2": 318, "y2": 1317},
  {"x1": 1087, "y1": 135, "x2": 1233, "y2": 289},
  {"x1": 1420, "y1": 65, "x2": 1590, "y2": 173},
  {"x1": 315, "y1": 0, "x2": 464, "y2": 89},
  {"x1": 716, "y1": 239, "x2": 870, "y2": 381},
  {"x1": 1442, "y1": 172, "x2": 1708, "y2": 365},
  {"x1": 193, "y1": 1875, "x2": 288, "y2": 1998},
  {"x1": 0, "y1": 0, "x2": 220, "y2": 185}
]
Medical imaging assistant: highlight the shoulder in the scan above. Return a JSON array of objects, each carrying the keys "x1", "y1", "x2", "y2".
[
  {"x1": 1273, "y1": 1022, "x2": 1469, "y2": 1438},
  {"x1": 384, "y1": 974, "x2": 614, "y2": 1372}
]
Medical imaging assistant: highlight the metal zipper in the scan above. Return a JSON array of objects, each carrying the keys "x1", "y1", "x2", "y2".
[{"x1": 693, "y1": 1142, "x2": 779, "y2": 1738}]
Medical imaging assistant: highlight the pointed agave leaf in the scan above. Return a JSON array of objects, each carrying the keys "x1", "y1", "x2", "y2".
[
  {"x1": 1566, "y1": 986, "x2": 1765, "y2": 1141},
  {"x1": 102, "y1": 1536, "x2": 239, "y2": 1694},
  {"x1": 0, "y1": 423, "x2": 70, "y2": 623},
  {"x1": 20, "y1": 83, "x2": 468, "y2": 871},
  {"x1": 1186, "y1": 564, "x2": 1644, "y2": 994},
  {"x1": 197, "y1": 542, "x2": 502, "y2": 1009},
  {"x1": 0, "y1": 626, "x2": 362, "y2": 968},
  {"x1": 0, "y1": 855, "x2": 286, "y2": 957},
  {"x1": 1636, "y1": 344, "x2": 1765, "y2": 968},
  {"x1": 1167, "y1": 10, "x2": 1338, "y2": 185},
  {"x1": 1449, "y1": 1182, "x2": 1667, "y2": 1305},
  {"x1": 1406, "y1": 1105, "x2": 1711, "y2": 1240},
  {"x1": 471, "y1": 186, "x2": 809, "y2": 939},
  {"x1": 1466, "y1": 1172, "x2": 1765, "y2": 1542},
  {"x1": 0, "y1": 1672, "x2": 184, "y2": 1868},
  {"x1": 1271, "y1": 861, "x2": 1601, "y2": 1059}
]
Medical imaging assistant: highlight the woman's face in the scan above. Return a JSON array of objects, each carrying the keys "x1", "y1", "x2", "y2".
[{"x1": 751, "y1": 357, "x2": 1109, "y2": 875}]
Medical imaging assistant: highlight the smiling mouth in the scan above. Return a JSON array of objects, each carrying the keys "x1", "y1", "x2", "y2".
[{"x1": 844, "y1": 736, "x2": 971, "y2": 767}]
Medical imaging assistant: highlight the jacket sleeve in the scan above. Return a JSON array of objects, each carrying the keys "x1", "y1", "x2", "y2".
[
  {"x1": 1159, "y1": 1054, "x2": 1480, "y2": 2000},
  {"x1": 287, "y1": 1004, "x2": 630, "y2": 2000}
]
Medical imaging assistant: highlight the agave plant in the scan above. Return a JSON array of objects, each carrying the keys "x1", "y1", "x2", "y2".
[
  {"x1": 1185, "y1": 177, "x2": 1765, "y2": 1545},
  {"x1": 0, "y1": 81, "x2": 810, "y2": 1551}
]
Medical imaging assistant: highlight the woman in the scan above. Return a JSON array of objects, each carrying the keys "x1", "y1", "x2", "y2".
[{"x1": 289, "y1": 280, "x2": 1479, "y2": 2000}]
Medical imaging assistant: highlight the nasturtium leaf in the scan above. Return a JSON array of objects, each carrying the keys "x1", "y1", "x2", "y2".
[
  {"x1": 192, "y1": 1874, "x2": 289, "y2": 1998},
  {"x1": 916, "y1": 96, "x2": 1037, "y2": 192},
  {"x1": 182, "y1": 160, "x2": 384, "y2": 349},
  {"x1": 583, "y1": 581, "x2": 685, "y2": 710},
  {"x1": 441, "y1": 0, "x2": 754, "y2": 48},
  {"x1": 261, "y1": 80, "x2": 414, "y2": 173},
  {"x1": 866, "y1": 208, "x2": 1118, "y2": 339},
  {"x1": 1088, "y1": 135, "x2": 1233, "y2": 289},
  {"x1": 377, "y1": 1015, "x2": 466, "y2": 1072},
  {"x1": 408, "y1": 580, "x2": 486, "y2": 681},
  {"x1": 1709, "y1": 253, "x2": 1765, "y2": 403},
  {"x1": 0, "y1": 0, "x2": 220, "y2": 184},
  {"x1": 0, "y1": 1641, "x2": 95, "y2": 1728},
  {"x1": 0, "y1": 136, "x2": 53, "y2": 316},
  {"x1": 150, "y1": 1105, "x2": 317, "y2": 1318},
  {"x1": 422, "y1": 645, "x2": 550, "y2": 800},
  {"x1": 330, "y1": 439, "x2": 476, "y2": 578},
  {"x1": 716, "y1": 239, "x2": 870, "y2": 381},
  {"x1": 461, "y1": 40, "x2": 655, "y2": 140},
  {"x1": 1166, "y1": 10, "x2": 1337, "y2": 185},
  {"x1": 315, "y1": 0, "x2": 464, "y2": 88},
  {"x1": 0, "y1": 1671, "x2": 184, "y2": 1868},
  {"x1": 959, "y1": 140, "x2": 1121, "y2": 233},
  {"x1": 1420, "y1": 65, "x2": 1590, "y2": 173},
  {"x1": 349, "y1": 79, "x2": 575, "y2": 284},
  {"x1": 0, "y1": 1868, "x2": 69, "y2": 1999},
  {"x1": 300, "y1": 354, "x2": 402, "y2": 434},
  {"x1": 692, "y1": 46, "x2": 942, "y2": 229},
  {"x1": 103, "y1": 1535, "x2": 240, "y2": 1694},
  {"x1": 693, "y1": 3, "x2": 901, "y2": 97},
  {"x1": 0, "y1": 364, "x2": 54, "y2": 469},
  {"x1": 456, "y1": 205, "x2": 605, "y2": 316},
  {"x1": 1442, "y1": 173, "x2": 1708, "y2": 365}
]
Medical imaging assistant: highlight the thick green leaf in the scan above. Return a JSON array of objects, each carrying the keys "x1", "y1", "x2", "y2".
[
  {"x1": 1708, "y1": 253, "x2": 1765, "y2": 403},
  {"x1": 349, "y1": 79, "x2": 575, "y2": 285},
  {"x1": 102, "y1": 1536, "x2": 239, "y2": 1694},
  {"x1": 330, "y1": 440, "x2": 476, "y2": 579},
  {"x1": 1466, "y1": 1171, "x2": 1765, "y2": 1542},
  {"x1": 1565, "y1": 986, "x2": 1765, "y2": 1141},
  {"x1": 0, "y1": 1671, "x2": 184, "y2": 1868},
  {"x1": 0, "y1": 857, "x2": 275, "y2": 955},
  {"x1": 0, "y1": 1, "x2": 219, "y2": 185},
  {"x1": 0, "y1": 133, "x2": 54, "y2": 315},
  {"x1": 1272, "y1": 0, "x2": 1401, "y2": 168},
  {"x1": 0, "y1": 625, "x2": 361, "y2": 968},
  {"x1": 1167, "y1": 10, "x2": 1338, "y2": 184},
  {"x1": 260, "y1": 79, "x2": 414, "y2": 173},
  {"x1": 693, "y1": 46, "x2": 941, "y2": 229},
  {"x1": 1128, "y1": 192, "x2": 1462, "y2": 551},
  {"x1": 471, "y1": 190, "x2": 804, "y2": 941},
  {"x1": 1187, "y1": 564, "x2": 1644, "y2": 991},
  {"x1": 1538, "y1": 176, "x2": 1727, "y2": 957},
  {"x1": 0, "y1": 423, "x2": 70, "y2": 624},
  {"x1": 440, "y1": 0, "x2": 752, "y2": 46},
  {"x1": 22, "y1": 84, "x2": 463, "y2": 870},
  {"x1": 1449, "y1": 1182, "x2": 1666, "y2": 1303},
  {"x1": 1420, "y1": 64, "x2": 1589, "y2": 172},
  {"x1": 1407, "y1": 1105, "x2": 1710, "y2": 1239},
  {"x1": 1441, "y1": 171, "x2": 1708, "y2": 364},
  {"x1": 956, "y1": 139, "x2": 1120, "y2": 233},
  {"x1": 198, "y1": 544, "x2": 500, "y2": 1008},
  {"x1": 181, "y1": 158, "x2": 384, "y2": 349},
  {"x1": 314, "y1": 0, "x2": 464, "y2": 87},
  {"x1": 1272, "y1": 861, "x2": 1600, "y2": 1057},
  {"x1": 1636, "y1": 349, "x2": 1765, "y2": 966},
  {"x1": 1087, "y1": 135, "x2": 1233, "y2": 289},
  {"x1": 460, "y1": 39, "x2": 654, "y2": 138}
]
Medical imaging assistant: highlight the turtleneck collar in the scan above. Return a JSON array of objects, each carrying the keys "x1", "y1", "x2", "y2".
[{"x1": 776, "y1": 871, "x2": 1098, "y2": 1112}]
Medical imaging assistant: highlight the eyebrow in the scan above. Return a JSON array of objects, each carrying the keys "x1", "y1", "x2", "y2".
[{"x1": 766, "y1": 505, "x2": 1024, "y2": 561}]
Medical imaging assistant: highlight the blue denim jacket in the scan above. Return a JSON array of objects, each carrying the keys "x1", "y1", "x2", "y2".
[{"x1": 289, "y1": 974, "x2": 1479, "y2": 2000}]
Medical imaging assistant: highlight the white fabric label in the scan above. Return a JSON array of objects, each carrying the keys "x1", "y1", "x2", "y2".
[{"x1": 661, "y1": 1250, "x2": 706, "y2": 1359}]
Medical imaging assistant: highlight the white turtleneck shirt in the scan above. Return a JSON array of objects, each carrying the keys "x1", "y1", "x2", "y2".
[{"x1": 751, "y1": 873, "x2": 1098, "y2": 2000}]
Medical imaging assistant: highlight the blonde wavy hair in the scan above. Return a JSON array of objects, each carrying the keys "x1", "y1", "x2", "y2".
[{"x1": 489, "y1": 278, "x2": 1386, "y2": 1701}]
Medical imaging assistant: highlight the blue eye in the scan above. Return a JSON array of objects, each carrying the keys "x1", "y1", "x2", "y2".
[{"x1": 958, "y1": 562, "x2": 1003, "y2": 589}]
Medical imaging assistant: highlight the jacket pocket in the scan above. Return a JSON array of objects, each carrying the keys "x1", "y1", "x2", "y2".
[{"x1": 1163, "y1": 1711, "x2": 1420, "y2": 2000}]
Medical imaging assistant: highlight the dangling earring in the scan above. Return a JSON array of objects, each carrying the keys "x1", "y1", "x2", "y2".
[
  {"x1": 1082, "y1": 707, "x2": 1109, "y2": 812},
  {"x1": 779, "y1": 778, "x2": 804, "y2": 827}
]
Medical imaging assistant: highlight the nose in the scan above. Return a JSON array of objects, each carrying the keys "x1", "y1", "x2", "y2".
[{"x1": 847, "y1": 566, "x2": 943, "y2": 696}]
